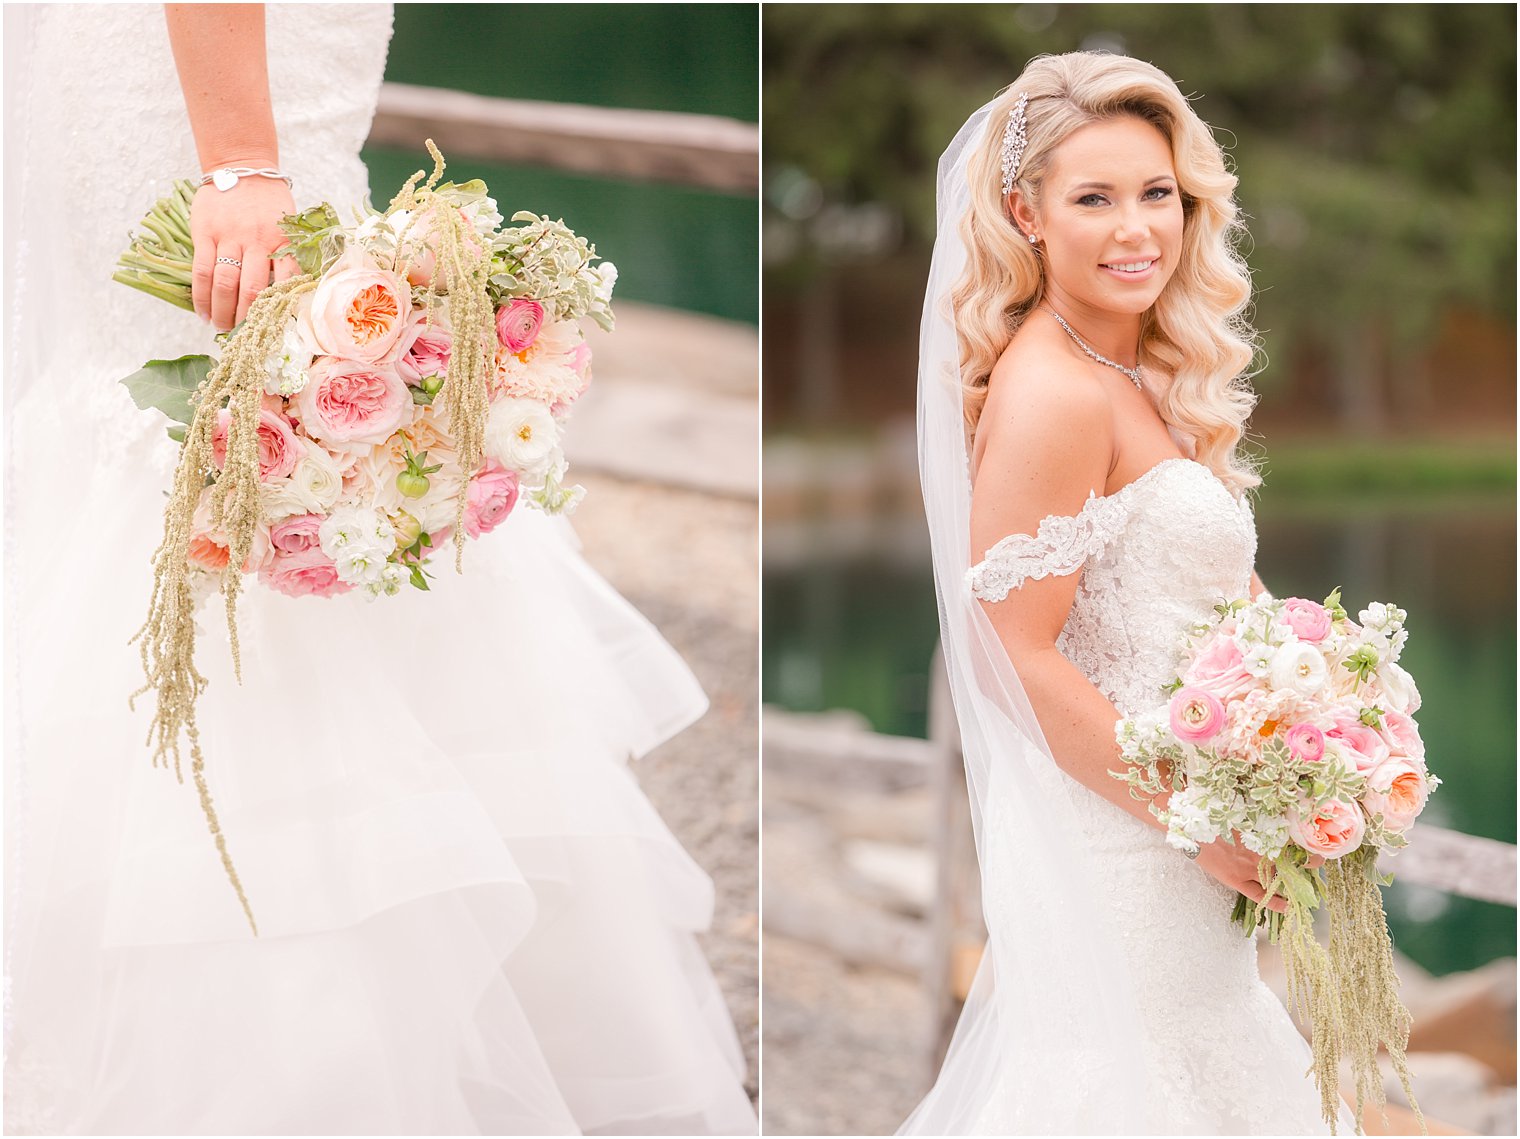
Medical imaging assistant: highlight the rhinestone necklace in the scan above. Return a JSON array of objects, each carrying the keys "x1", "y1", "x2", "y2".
[{"x1": 1043, "y1": 307, "x2": 1144, "y2": 390}]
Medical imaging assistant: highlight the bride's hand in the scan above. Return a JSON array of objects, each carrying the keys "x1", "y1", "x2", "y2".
[
  {"x1": 1192, "y1": 836, "x2": 1309, "y2": 914},
  {"x1": 189, "y1": 176, "x2": 299, "y2": 332}
]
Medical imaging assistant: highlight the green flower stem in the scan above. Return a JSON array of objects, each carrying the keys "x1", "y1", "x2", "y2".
[{"x1": 112, "y1": 271, "x2": 194, "y2": 310}]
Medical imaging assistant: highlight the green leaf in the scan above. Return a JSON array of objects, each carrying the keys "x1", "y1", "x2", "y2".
[
  {"x1": 409, "y1": 565, "x2": 430, "y2": 592},
  {"x1": 120, "y1": 355, "x2": 214, "y2": 425},
  {"x1": 166, "y1": 424, "x2": 187, "y2": 444}
]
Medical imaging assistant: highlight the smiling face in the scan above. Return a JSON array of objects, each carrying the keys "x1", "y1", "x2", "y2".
[{"x1": 1014, "y1": 114, "x2": 1185, "y2": 324}]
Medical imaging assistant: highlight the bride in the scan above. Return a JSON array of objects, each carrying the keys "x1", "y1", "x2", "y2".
[
  {"x1": 3, "y1": 4, "x2": 754, "y2": 1134},
  {"x1": 902, "y1": 53, "x2": 1366, "y2": 1135}
]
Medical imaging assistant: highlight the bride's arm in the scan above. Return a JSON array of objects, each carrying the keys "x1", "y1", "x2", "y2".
[
  {"x1": 164, "y1": 3, "x2": 298, "y2": 331},
  {"x1": 971, "y1": 364, "x2": 1286, "y2": 912}
]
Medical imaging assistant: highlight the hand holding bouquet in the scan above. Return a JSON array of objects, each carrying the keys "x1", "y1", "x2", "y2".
[
  {"x1": 1113, "y1": 589, "x2": 1435, "y2": 1134},
  {"x1": 117, "y1": 143, "x2": 614, "y2": 933}
]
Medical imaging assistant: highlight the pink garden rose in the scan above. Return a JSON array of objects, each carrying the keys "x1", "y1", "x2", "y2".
[
  {"x1": 1284, "y1": 723, "x2": 1326, "y2": 763},
  {"x1": 1326, "y1": 713, "x2": 1391, "y2": 775},
  {"x1": 258, "y1": 548, "x2": 352, "y2": 599},
  {"x1": 496, "y1": 298, "x2": 545, "y2": 353},
  {"x1": 187, "y1": 490, "x2": 273, "y2": 574},
  {"x1": 1182, "y1": 634, "x2": 1253, "y2": 700},
  {"x1": 397, "y1": 320, "x2": 453, "y2": 387},
  {"x1": 294, "y1": 357, "x2": 411, "y2": 447},
  {"x1": 304, "y1": 251, "x2": 412, "y2": 364},
  {"x1": 1378, "y1": 708, "x2": 1425, "y2": 760},
  {"x1": 1280, "y1": 598, "x2": 1332, "y2": 644},
  {"x1": 269, "y1": 514, "x2": 325, "y2": 556},
  {"x1": 1169, "y1": 686, "x2": 1227, "y2": 744},
  {"x1": 1289, "y1": 798, "x2": 1366, "y2": 858},
  {"x1": 1362, "y1": 758, "x2": 1431, "y2": 834},
  {"x1": 463, "y1": 459, "x2": 520, "y2": 539},
  {"x1": 211, "y1": 407, "x2": 301, "y2": 482}
]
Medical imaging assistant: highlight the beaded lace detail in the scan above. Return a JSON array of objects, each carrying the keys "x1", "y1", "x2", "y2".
[{"x1": 964, "y1": 458, "x2": 1347, "y2": 1134}]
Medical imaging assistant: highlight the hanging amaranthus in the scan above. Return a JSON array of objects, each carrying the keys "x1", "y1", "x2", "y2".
[{"x1": 130, "y1": 276, "x2": 317, "y2": 936}]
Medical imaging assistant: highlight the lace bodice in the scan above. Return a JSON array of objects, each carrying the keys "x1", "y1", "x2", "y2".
[{"x1": 968, "y1": 457, "x2": 1257, "y2": 714}]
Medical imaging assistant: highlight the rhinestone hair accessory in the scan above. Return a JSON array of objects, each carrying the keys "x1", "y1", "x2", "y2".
[{"x1": 999, "y1": 93, "x2": 1030, "y2": 197}]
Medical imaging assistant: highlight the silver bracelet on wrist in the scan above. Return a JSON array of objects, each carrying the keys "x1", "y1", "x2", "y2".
[{"x1": 200, "y1": 166, "x2": 293, "y2": 192}]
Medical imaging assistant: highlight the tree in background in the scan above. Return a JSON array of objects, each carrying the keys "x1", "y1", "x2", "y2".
[{"x1": 764, "y1": 4, "x2": 1515, "y2": 432}]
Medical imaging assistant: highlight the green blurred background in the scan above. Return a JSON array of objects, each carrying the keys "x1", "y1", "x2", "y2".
[
  {"x1": 366, "y1": 3, "x2": 758, "y2": 325},
  {"x1": 763, "y1": 4, "x2": 1515, "y2": 976}
]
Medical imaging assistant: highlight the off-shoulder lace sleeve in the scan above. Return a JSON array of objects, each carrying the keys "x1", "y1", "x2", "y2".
[{"x1": 966, "y1": 492, "x2": 1127, "y2": 601}]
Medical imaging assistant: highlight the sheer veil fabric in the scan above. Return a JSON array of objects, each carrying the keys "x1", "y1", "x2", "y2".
[
  {"x1": 899, "y1": 94, "x2": 1151, "y2": 1136},
  {"x1": 3, "y1": 5, "x2": 754, "y2": 1134}
]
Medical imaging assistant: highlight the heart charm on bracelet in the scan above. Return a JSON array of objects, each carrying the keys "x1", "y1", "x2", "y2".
[{"x1": 211, "y1": 168, "x2": 239, "y2": 191}]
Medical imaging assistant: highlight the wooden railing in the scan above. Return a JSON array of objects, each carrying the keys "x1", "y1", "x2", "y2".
[{"x1": 369, "y1": 83, "x2": 758, "y2": 193}]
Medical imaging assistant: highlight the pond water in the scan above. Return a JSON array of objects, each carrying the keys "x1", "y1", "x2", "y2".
[{"x1": 763, "y1": 490, "x2": 1517, "y2": 976}]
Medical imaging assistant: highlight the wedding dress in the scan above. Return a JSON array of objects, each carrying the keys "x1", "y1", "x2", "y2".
[
  {"x1": 901, "y1": 96, "x2": 1359, "y2": 1135},
  {"x1": 2, "y1": 5, "x2": 754, "y2": 1135}
]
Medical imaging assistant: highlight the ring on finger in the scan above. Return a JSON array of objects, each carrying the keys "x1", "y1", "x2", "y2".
[{"x1": 216, "y1": 255, "x2": 243, "y2": 268}]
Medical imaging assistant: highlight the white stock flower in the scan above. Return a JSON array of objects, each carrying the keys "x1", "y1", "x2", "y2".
[
  {"x1": 319, "y1": 505, "x2": 396, "y2": 586},
  {"x1": 484, "y1": 396, "x2": 560, "y2": 478},
  {"x1": 1166, "y1": 785, "x2": 1223, "y2": 849},
  {"x1": 1269, "y1": 642, "x2": 1329, "y2": 698},
  {"x1": 463, "y1": 195, "x2": 502, "y2": 240},
  {"x1": 1242, "y1": 641, "x2": 1276, "y2": 679},
  {"x1": 264, "y1": 321, "x2": 315, "y2": 398},
  {"x1": 1241, "y1": 815, "x2": 1291, "y2": 860},
  {"x1": 591, "y1": 262, "x2": 618, "y2": 306}
]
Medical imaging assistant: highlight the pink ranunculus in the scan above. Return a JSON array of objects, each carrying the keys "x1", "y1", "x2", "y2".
[
  {"x1": 211, "y1": 407, "x2": 302, "y2": 482},
  {"x1": 1288, "y1": 798, "x2": 1366, "y2": 859},
  {"x1": 496, "y1": 298, "x2": 545, "y2": 353},
  {"x1": 258, "y1": 548, "x2": 352, "y2": 599},
  {"x1": 269, "y1": 513, "x2": 326, "y2": 556},
  {"x1": 397, "y1": 321, "x2": 453, "y2": 387},
  {"x1": 1326, "y1": 713, "x2": 1391, "y2": 775},
  {"x1": 1169, "y1": 686, "x2": 1227, "y2": 744},
  {"x1": 1362, "y1": 758, "x2": 1431, "y2": 834},
  {"x1": 1281, "y1": 598, "x2": 1332, "y2": 644},
  {"x1": 1378, "y1": 708, "x2": 1425, "y2": 760},
  {"x1": 1284, "y1": 723, "x2": 1326, "y2": 763},
  {"x1": 305, "y1": 250, "x2": 412, "y2": 364},
  {"x1": 294, "y1": 357, "x2": 412, "y2": 446},
  {"x1": 463, "y1": 459, "x2": 520, "y2": 539},
  {"x1": 1183, "y1": 634, "x2": 1253, "y2": 700}
]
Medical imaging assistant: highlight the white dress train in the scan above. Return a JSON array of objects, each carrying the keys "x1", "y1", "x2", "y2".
[{"x1": 2, "y1": 5, "x2": 755, "y2": 1134}]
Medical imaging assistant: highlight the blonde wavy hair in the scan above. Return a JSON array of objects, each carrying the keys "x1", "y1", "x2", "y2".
[{"x1": 957, "y1": 52, "x2": 1260, "y2": 496}]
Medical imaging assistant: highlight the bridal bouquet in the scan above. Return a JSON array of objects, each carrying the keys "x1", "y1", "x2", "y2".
[
  {"x1": 1113, "y1": 589, "x2": 1434, "y2": 1133},
  {"x1": 115, "y1": 143, "x2": 614, "y2": 933}
]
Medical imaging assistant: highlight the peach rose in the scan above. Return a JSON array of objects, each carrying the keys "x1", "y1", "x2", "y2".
[
  {"x1": 463, "y1": 459, "x2": 520, "y2": 539},
  {"x1": 1281, "y1": 598, "x2": 1332, "y2": 644},
  {"x1": 294, "y1": 357, "x2": 412, "y2": 447},
  {"x1": 211, "y1": 407, "x2": 301, "y2": 482},
  {"x1": 305, "y1": 251, "x2": 412, "y2": 364},
  {"x1": 1288, "y1": 798, "x2": 1366, "y2": 859},
  {"x1": 1378, "y1": 708, "x2": 1425, "y2": 760},
  {"x1": 258, "y1": 548, "x2": 352, "y2": 599},
  {"x1": 1362, "y1": 758, "x2": 1430, "y2": 834},
  {"x1": 1327, "y1": 713, "x2": 1391, "y2": 775},
  {"x1": 1169, "y1": 686, "x2": 1227, "y2": 744},
  {"x1": 401, "y1": 207, "x2": 485, "y2": 290},
  {"x1": 1183, "y1": 634, "x2": 1253, "y2": 700},
  {"x1": 187, "y1": 489, "x2": 273, "y2": 574},
  {"x1": 496, "y1": 298, "x2": 545, "y2": 353}
]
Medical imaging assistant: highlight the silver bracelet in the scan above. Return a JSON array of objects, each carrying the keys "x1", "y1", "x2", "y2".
[{"x1": 200, "y1": 166, "x2": 293, "y2": 192}]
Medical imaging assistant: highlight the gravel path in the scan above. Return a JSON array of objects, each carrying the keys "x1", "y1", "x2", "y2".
[{"x1": 570, "y1": 473, "x2": 759, "y2": 1108}]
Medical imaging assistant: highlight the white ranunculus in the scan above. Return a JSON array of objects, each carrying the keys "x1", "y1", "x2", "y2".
[
  {"x1": 1378, "y1": 661, "x2": 1422, "y2": 714},
  {"x1": 290, "y1": 441, "x2": 345, "y2": 514},
  {"x1": 483, "y1": 397, "x2": 560, "y2": 478},
  {"x1": 1269, "y1": 642, "x2": 1329, "y2": 697}
]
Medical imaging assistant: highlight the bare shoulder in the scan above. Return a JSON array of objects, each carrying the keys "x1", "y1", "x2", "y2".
[{"x1": 973, "y1": 334, "x2": 1115, "y2": 511}]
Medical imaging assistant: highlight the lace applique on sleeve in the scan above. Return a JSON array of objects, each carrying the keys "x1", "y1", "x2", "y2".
[{"x1": 966, "y1": 492, "x2": 1127, "y2": 601}]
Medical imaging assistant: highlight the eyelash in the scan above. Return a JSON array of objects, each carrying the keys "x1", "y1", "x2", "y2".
[{"x1": 1076, "y1": 186, "x2": 1175, "y2": 207}]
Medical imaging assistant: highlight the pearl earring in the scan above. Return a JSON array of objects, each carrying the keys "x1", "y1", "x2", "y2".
[{"x1": 1027, "y1": 233, "x2": 1038, "y2": 244}]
